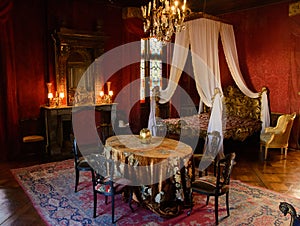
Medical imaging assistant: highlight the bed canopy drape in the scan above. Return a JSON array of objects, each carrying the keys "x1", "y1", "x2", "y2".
[{"x1": 148, "y1": 17, "x2": 270, "y2": 161}]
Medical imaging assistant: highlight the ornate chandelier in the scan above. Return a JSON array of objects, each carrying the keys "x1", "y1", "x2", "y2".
[{"x1": 141, "y1": 0, "x2": 191, "y2": 43}]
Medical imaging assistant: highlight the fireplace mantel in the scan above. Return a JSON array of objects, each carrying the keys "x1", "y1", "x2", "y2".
[{"x1": 41, "y1": 104, "x2": 117, "y2": 156}]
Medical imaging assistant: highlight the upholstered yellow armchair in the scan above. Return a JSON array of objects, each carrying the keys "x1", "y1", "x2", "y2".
[{"x1": 260, "y1": 112, "x2": 296, "y2": 160}]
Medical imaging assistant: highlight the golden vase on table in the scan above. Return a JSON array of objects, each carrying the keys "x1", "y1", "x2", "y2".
[{"x1": 139, "y1": 128, "x2": 152, "y2": 144}]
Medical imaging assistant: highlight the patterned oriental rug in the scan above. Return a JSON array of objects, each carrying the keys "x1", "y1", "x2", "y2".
[{"x1": 11, "y1": 159, "x2": 299, "y2": 225}]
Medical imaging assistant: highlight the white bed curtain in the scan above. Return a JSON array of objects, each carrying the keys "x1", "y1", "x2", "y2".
[
  {"x1": 149, "y1": 18, "x2": 270, "y2": 159},
  {"x1": 220, "y1": 24, "x2": 270, "y2": 131},
  {"x1": 158, "y1": 18, "x2": 225, "y2": 158}
]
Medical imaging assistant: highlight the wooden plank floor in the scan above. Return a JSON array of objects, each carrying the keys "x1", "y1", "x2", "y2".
[{"x1": 1, "y1": 140, "x2": 300, "y2": 225}]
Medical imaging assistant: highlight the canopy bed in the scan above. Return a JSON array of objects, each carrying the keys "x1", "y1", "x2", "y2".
[
  {"x1": 148, "y1": 15, "x2": 271, "y2": 158},
  {"x1": 163, "y1": 85, "x2": 263, "y2": 142}
]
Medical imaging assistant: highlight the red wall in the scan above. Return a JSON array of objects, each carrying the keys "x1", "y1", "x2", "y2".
[
  {"x1": 220, "y1": 2, "x2": 300, "y2": 114},
  {"x1": 12, "y1": 0, "x2": 123, "y2": 119},
  {"x1": 0, "y1": 0, "x2": 124, "y2": 160},
  {"x1": 13, "y1": 0, "x2": 47, "y2": 119}
]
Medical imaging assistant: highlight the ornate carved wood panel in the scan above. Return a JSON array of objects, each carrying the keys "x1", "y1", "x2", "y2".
[{"x1": 52, "y1": 24, "x2": 106, "y2": 105}]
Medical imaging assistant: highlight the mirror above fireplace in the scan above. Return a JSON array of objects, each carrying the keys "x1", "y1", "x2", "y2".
[{"x1": 52, "y1": 24, "x2": 106, "y2": 106}]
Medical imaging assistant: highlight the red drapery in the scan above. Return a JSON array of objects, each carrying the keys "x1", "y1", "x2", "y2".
[
  {"x1": 0, "y1": 0, "x2": 19, "y2": 161},
  {"x1": 120, "y1": 9, "x2": 147, "y2": 133},
  {"x1": 288, "y1": 15, "x2": 300, "y2": 150},
  {"x1": 289, "y1": 33, "x2": 300, "y2": 149}
]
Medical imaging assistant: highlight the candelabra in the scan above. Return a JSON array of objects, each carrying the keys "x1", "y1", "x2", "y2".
[
  {"x1": 98, "y1": 90, "x2": 113, "y2": 104},
  {"x1": 46, "y1": 82, "x2": 65, "y2": 107}
]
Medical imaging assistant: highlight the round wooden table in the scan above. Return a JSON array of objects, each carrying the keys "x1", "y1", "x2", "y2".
[{"x1": 105, "y1": 134, "x2": 193, "y2": 218}]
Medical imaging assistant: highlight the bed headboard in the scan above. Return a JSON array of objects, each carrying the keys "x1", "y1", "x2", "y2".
[{"x1": 223, "y1": 86, "x2": 261, "y2": 120}]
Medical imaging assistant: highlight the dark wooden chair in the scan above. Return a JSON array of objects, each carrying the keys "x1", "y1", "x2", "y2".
[
  {"x1": 87, "y1": 153, "x2": 134, "y2": 223},
  {"x1": 279, "y1": 202, "x2": 300, "y2": 226},
  {"x1": 20, "y1": 118, "x2": 46, "y2": 161},
  {"x1": 193, "y1": 130, "x2": 222, "y2": 177},
  {"x1": 72, "y1": 137, "x2": 93, "y2": 192},
  {"x1": 187, "y1": 152, "x2": 236, "y2": 225}
]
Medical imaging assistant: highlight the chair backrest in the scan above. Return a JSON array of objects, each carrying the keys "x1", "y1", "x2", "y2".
[
  {"x1": 217, "y1": 152, "x2": 236, "y2": 188},
  {"x1": 72, "y1": 134, "x2": 105, "y2": 165},
  {"x1": 283, "y1": 113, "x2": 296, "y2": 142},
  {"x1": 270, "y1": 113, "x2": 296, "y2": 145},
  {"x1": 205, "y1": 131, "x2": 222, "y2": 156},
  {"x1": 87, "y1": 153, "x2": 115, "y2": 181},
  {"x1": 19, "y1": 118, "x2": 44, "y2": 138},
  {"x1": 198, "y1": 131, "x2": 222, "y2": 172},
  {"x1": 152, "y1": 118, "x2": 167, "y2": 137},
  {"x1": 72, "y1": 136, "x2": 80, "y2": 165},
  {"x1": 269, "y1": 113, "x2": 296, "y2": 134}
]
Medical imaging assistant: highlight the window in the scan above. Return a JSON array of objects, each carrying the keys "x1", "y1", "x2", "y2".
[{"x1": 140, "y1": 38, "x2": 163, "y2": 103}]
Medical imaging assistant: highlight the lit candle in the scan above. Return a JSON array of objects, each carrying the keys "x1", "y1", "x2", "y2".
[
  {"x1": 141, "y1": 6, "x2": 146, "y2": 18},
  {"x1": 59, "y1": 92, "x2": 64, "y2": 99},
  {"x1": 108, "y1": 90, "x2": 113, "y2": 96},
  {"x1": 47, "y1": 92, "x2": 53, "y2": 107},
  {"x1": 148, "y1": 2, "x2": 151, "y2": 16},
  {"x1": 183, "y1": 0, "x2": 186, "y2": 11},
  {"x1": 100, "y1": 91, "x2": 104, "y2": 97},
  {"x1": 171, "y1": 5, "x2": 175, "y2": 13},
  {"x1": 166, "y1": 0, "x2": 169, "y2": 11},
  {"x1": 48, "y1": 92, "x2": 53, "y2": 99}
]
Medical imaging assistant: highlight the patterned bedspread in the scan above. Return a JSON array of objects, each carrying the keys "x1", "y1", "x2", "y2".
[{"x1": 163, "y1": 113, "x2": 262, "y2": 141}]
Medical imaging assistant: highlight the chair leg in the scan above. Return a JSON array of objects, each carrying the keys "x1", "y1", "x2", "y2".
[
  {"x1": 226, "y1": 192, "x2": 230, "y2": 217},
  {"x1": 215, "y1": 195, "x2": 219, "y2": 225},
  {"x1": 93, "y1": 192, "x2": 97, "y2": 218},
  {"x1": 213, "y1": 161, "x2": 217, "y2": 177},
  {"x1": 206, "y1": 195, "x2": 209, "y2": 205},
  {"x1": 284, "y1": 147, "x2": 288, "y2": 158},
  {"x1": 264, "y1": 147, "x2": 268, "y2": 160},
  {"x1": 75, "y1": 169, "x2": 79, "y2": 192},
  {"x1": 111, "y1": 195, "x2": 115, "y2": 223},
  {"x1": 187, "y1": 191, "x2": 193, "y2": 216},
  {"x1": 260, "y1": 144, "x2": 262, "y2": 153},
  {"x1": 128, "y1": 188, "x2": 134, "y2": 212}
]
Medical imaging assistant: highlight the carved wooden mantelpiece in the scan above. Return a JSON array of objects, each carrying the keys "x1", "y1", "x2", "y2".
[{"x1": 52, "y1": 25, "x2": 106, "y2": 106}]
